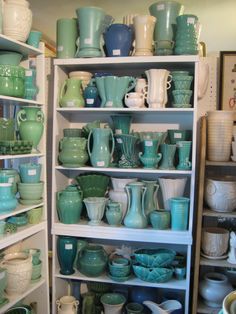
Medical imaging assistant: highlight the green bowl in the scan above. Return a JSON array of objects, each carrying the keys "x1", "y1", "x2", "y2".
[
  {"x1": 0, "y1": 51, "x2": 23, "y2": 66},
  {"x1": 132, "y1": 264, "x2": 174, "y2": 283},
  {"x1": 133, "y1": 248, "x2": 176, "y2": 267},
  {"x1": 18, "y1": 181, "x2": 44, "y2": 200}
]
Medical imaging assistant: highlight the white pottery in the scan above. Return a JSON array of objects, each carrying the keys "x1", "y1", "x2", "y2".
[
  {"x1": 201, "y1": 227, "x2": 229, "y2": 257},
  {"x1": 3, "y1": 241, "x2": 22, "y2": 254},
  {"x1": 145, "y1": 69, "x2": 172, "y2": 108},
  {"x1": 83, "y1": 197, "x2": 107, "y2": 226},
  {"x1": 125, "y1": 92, "x2": 145, "y2": 108},
  {"x1": 204, "y1": 176, "x2": 236, "y2": 212},
  {"x1": 68, "y1": 71, "x2": 93, "y2": 90},
  {"x1": 3, "y1": 0, "x2": 32, "y2": 42},
  {"x1": 227, "y1": 232, "x2": 236, "y2": 264},
  {"x1": 123, "y1": 14, "x2": 137, "y2": 26},
  {"x1": 1, "y1": 252, "x2": 32, "y2": 295},
  {"x1": 199, "y1": 272, "x2": 233, "y2": 308},
  {"x1": 223, "y1": 291, "x2": 236, "y2": 314},
  {"x1": 56, "y1": 295, "x2": 79, "y2": 314},
  {"x1": 111, "y1": 177, "x2": 138, "y2": 192},
  {"x1": 158, "y1": 177, "x2": 187, "y2": 211},
  {"x1": 143, "y1": 300, "x2": 182, "y2": 314},
  {"x1": 108, "y1": 189, "x2": 128, "y2": 220},
  {"x1": 135, "y1": 78, "x2": 147, "y2": 94}
]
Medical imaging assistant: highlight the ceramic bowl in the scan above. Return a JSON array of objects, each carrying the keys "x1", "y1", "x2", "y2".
[
  {"x1": 171, "y1": 71, "x2": 190, "y2": 78},
  {"x1": 101, "y1": 293, "x2": 126, "y2": 306},
  {"x1": 76, "y1": 174, "x2": 109, "y2": 198},
  {"x1": 7, "y1": 213, "x2": 28, "y2": 226},
  {"x1": 108, "y1": 261, "x2": 131, "y2": 277},
  {"x1": 18, "y1": 181, "x2": 44, "y2": 200},
  {"x1": 132, "y1": 264, "x2": 173, "y2": 283},
  {"x1": 172, "y1": 75, "x2": 193, "y2": 90},
  {"x1": 0, "y1": 51, "x2": 23, "y2": 65},
  {"x1": 223, "y1": 291, "x2": 236, "y2": 314},
  {"x1": 133, "y1": 248, "x2": 176, "y2": 267},
  {"x1": 19, "y1": 163, "x2": 42, "y2": 183}
]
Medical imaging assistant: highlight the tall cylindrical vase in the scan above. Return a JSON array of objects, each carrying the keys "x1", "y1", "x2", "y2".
[
  {"x1": 57, "y1": 236, "x2": 77, "y2": 275},
  {"x1": 56, "y1": 18, "x2": 78, "y2": 58}
]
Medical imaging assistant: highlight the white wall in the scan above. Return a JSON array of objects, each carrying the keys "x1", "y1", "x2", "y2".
[{"x1": 29, "y1": 0, "x2": 236, "y2": 54}]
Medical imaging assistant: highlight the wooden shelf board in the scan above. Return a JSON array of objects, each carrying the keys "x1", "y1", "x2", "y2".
[
  {"x1": 203, "y1": 209, "x2": 236, "y2": 218},
  {"x1": 206, "y1": 160, "x2": 236, "y2": 167},
  {"x1": 200, "y1": 256, "x2": 236, "y2": 268}
]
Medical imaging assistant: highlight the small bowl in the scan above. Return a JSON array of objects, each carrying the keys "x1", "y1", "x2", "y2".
[
  {"x1": 18, "y1": 181, "x2": 44, "y2": 200},
  {"x1": 132, "y1": 264, "x2": 173, "y2": 283},
  {"x1": 108, "y1": 261, "x2": 131, "y2": 277},
  {"x1": 7, "y1": 213, "x2": 28, "y2": 226},
  {"x1": 133, "y1": 248, "x2": 176, "y2": 267},
  {"x1": 19, "y1": 163, "x2": 42, "y2": 183},
  {"x1": 0, "y1": 51, "x2": 23, "y2": 65},
  {"x1": 101, "y1": 293, "x2": 126, "y2": 306}
]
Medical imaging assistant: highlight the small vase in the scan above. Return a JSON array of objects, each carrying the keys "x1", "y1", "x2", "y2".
[
  {"x1": 176, "y1": 141, "x2": 192, "y2": 170},
  {"x1": 170, "y1": 197, "x2": 190, "y2": 231},
  {"x1": 83, "y1": 197, "x2": 107, "y2": 225},
  {"x1": 139, "y1": 139, "x2": 162, "y2": 169},
  {"x1": 83, "y1": 81, "x2": 100, "y2": 107},
  {"x1": 115, "y1": 134, "x2": 140, "y2": 168},
  {"x1": 56, "y1": 295, "x2": 79, "y2": 314},
  {"x1": 57, "y1": 236, "x2": 77, "y2": 275},
  {"x1": 24, "y1": 68, "x2": 39, "y2": 100},
  {"x1": 0, "y1": 183, "x2": 18, "y2": 212},
  {"x1": 142, "y1": 180, "x2": 159, "y2": 221},
  {"x1": 105, "y1": 201, "x2": 123, "y2": 226},
  {"x1": 59, "y1": 78, "x2": 85, "y2": 108},
  {"x1": 111, "y1": 114, "x2": 132, "y2": 135},
  {"x1": 159, "y1": 144, "x2": 176, "y2": 170}
]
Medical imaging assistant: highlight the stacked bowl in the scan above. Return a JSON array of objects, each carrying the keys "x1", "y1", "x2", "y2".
[{"x1": 171, "y1": 70, "x2": 193, "y2": 108}]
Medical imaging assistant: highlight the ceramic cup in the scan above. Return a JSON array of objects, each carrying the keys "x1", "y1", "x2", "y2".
[{"x1": 26, "y1": 30, "x2": 42, "y2": 48}]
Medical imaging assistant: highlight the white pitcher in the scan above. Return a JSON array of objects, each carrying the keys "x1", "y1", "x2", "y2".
[
  {"x1": 145, "y1": 69, "x2": 172, "y2": 108},
  {"x1": 56, "y1": 295, "x2": 79, "y2": 314}
]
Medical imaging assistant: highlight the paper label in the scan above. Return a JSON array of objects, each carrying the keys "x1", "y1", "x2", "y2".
[
  {"x1": 187, "y1": 17, "x2": 195, "y2": 24},
  {"x1": 25, "y1": 70, "x2": 32, "y2": 77},
  {"x1": 8, "y1": 177, "x2": 14, "y2": 183},
  {"x1": 115, "y1": 129, "x2": 122, "y2": 134},
  {"x1": 97, "y1": 161, "x2": 105, "y2": 166},
  {"x1": 106, "y1": 101, "x2": 113, "y2": 107},
  {"x1": 57, "y1": 46, "x2": 63, "y2": 52},
  {"x1": 65, "y1": 244, "x2": 73, "y2": 250},
  {"x1": 84, "y1": 38, "x2": 92, "y2": 44},
  {"x1": 174, "y1": 133, "x2": 182, "y2": 138},
  {"x1": 117, "y1": 138, "x2": 123, "y2": 144},
  {"x1": 66, "y1": 101, "x2": 75, "y2": 107},
  {"x1": 157, "y1": 4, "x2": 165, "y2": 10},
  {"x1": 28, "y1": 169, "x2": 37, "y2": 176},
  {"x1": 86, "y1": 99, "x2": 94, "y2": 104},
  {"x1": 113, "y1": 49, "x2": 121, "y2": 56},
  {"x1": 145, "y1": 140, "x2": 153, "y2": 146}
]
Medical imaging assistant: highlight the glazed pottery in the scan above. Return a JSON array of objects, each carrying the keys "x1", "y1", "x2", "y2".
[
  {"x1": 83, "y1": 197, "x2": 107, "y2": 225},
  {"x1": 0, "y1": 183, "x2": 18, "y2": 212},
  {"x1": 26, "y1": 30, "x2": 42, "y2": 48},
  {"x1": 170, "y1": 197, "x2": 190, "y2": 231},
  {"x1": 150, "y1": 210, "x2": 170, "y2": 230},
  {"x1": 56, "y1": 295, "x2": 79, "y2": 314},
  {"x1": 207, "y1": 111, "x2": 234, "y2": 161},
  {"x1": 27, "y1": 206, "x2": 43, "y2": 224},
  {"x1": 145, "y1": 69, "x2": 172, "y2": 108},
  {"x1": 201, "y1": 227, "x2": 229, "y2": 257},
  {"x1": 0, "y1": 118, "x2": 15, "y2": 141},
  {"x1": 69, "y1": 71, "x2": 93, "y2": 90},
  {"x1": 82, "y1": 292, "x2": 96, "y2": 314},
  {"x1": 0, "y1": 220, "x2": 6, "y2": 235},
  {"x1": 133, "y1": 15, "x2": 156, "y2": 56},
  {"x1": 143, "y1": 300, "x2": 182, "y2": 314},
  {"x1": 124, "y1": 92, "x2": 145, "y2": 108},
  {"x1": 135, "y1": 78, "x2": 147, "y2": 94},
  {"x1": 18, "y1": 181, "x2": 44, "y2": 200},
  {"x1": 124, "y1": 182, "x2": 147, "y2": 229},
  {"x1": 63, "y1": 128, "x2": 82, "y2": 138},
  {"x1": 1, "y1": 252, "x2": 32, "y2": 295},
  {"x1": 0, "y1": 168, "x2": 20, "y2": 194},
  {"x1": 159, "y1": 144, "x2": 176, "y2": 170},
  {"x1": 3, "y1": 0, "x2": 32, "y2": 42},
  {"x1": 0, "y1": 64, "x2": 25, "y2": 98},
  {"x1": 167, "y1": 129, "x2": 190, "y2": 144},
  {"x1": 110, "y1": 177, "x2": 137, "y2": 192},
  {"x1": 101, "y1": 293, "x2": 126, "y2": 314},
  {"x1": 57, "y1": 185, "x2": 83, "y2": 224},
  {"x1": 19, "y1": 163, "x2": 42, "y2": 183},
  {"x1": 105, "y1": 201, "x2": 123, "y2": 226},
  {"x1": 56, "y1": 18, "x2": 78, "y2": 58},
  {"x1": 24, "y1": 248, "x2": 41, "y2": 265},
  {"x1": 0, "y1": 51, "x2": 22, "y2": 66},
  {"x1": 58, "y1": 136, "x2": 88, "y2": 167},
  {"x1": 126, "y1": 302, "x2": 144, "y2": 314},
  {"x1": 227, "y1": 231, "x2": 236, "y2": 264},
  {"x1": 142, "y1": 180, "x2": 159, "y2": 220},
  {"x1": 76, "y1": 173, "x2": 109, "y2": 198},
  {"x1": 88, "y1": 127, "x2": 114, "y2": 167},
  {"x1": 111, "y1": 114, "x2": 132, "y2": 135},
  {"x1": 204, "y1": 176, "x2": 236, "y2": 213},
  {"x1": 83, "y1": 81, "x2": 99, "y2": 107},
  {"x1": 104, "y1": 23, "x2": 133, "y2": 57},
  {"x1": 199, "y1": 272, "x2": 233, "y2": 308},
  {"x1": 176, "y1": 141, "x2": 192, "y2": 170},
  {"x1": 59, "y1": 78, "x2": 85, "y2": 108},
  {"x1": 31, "y1": 260, "x2": 42, "y2": 281},
  {"x1": 0, "y1": 267, "x2": 8, "y2": 306},
  {"x1": 115, "y1": 134, "x2": 140, "y2": 168},
  {"x1": 57, "y1": 235, "x2": 77, "y2": 275},
  {"x1": 73, "y1": 239, "x2": 88, "y2": 268},
  {"x1": 139, "y1": 139, "x2": 162, "y2": 169},
  {"x1": 223, "y1": 291, "x2": 236, "y2": 314},
  {"x1": 17, "y1": 106, "x2": 44, "y2": 152},
  {"x1": 77, "y1": 244, "x2": 108, "y2": 277},
  {"x1": 24, "y1": 68, "x2": 39, "y2": 100}
]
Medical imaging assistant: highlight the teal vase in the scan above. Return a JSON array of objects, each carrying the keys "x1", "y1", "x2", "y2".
[
  {"x1": 115, "y1": 134, "x2": 140, "y2": 168},
  {"x1": 142, "y1": 180, "x2": 159, "y2": 222},
  {"x1": 159, "y1": 143, "x2": 176, "y2": 170},
  {"x1": 57, "y1": 185, "x2": 83, "y2": 224},
  {"x1": 83, "y1": 81, "x2": 99, "y2": 107},
  {"x1": 176, "y1": 141, "x2": 192, "y2": 170},
  {"x1": 105, "y1": 201, "x2": 123, "y2": 226},
  {"x1": 124, "y1": 182, "x2": 147, "y2": 229},
  {"x1": 111, "y1": 114, "x2": 132, "y2": 135},
  {"x1": 57, "y1": 236, "x2": 77, "y2": 275},
  {"x1": 24, "y1": 68, "x2": 39, "y2": 100},
  {"x1": 0, "y1": 183, "x2": 18, "y2": 212},
  {"x1": 170, "y1": 197, "x2": 190, "y2": 231},
  {"x1": 139, "y1": 139, "x2": 162, "y2": 169}
]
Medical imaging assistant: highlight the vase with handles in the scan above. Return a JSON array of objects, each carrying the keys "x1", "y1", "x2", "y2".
[
  {"x1": 139, "y1": 139, "x2": 162, "y2": 169},
  {"x1": 105, "y1": 201, "x2": 123, "y2": 226},
  {"x1": 176, "y1": 141, "x2": 192, "y2": 170},
  {"x1": 88, "y1": 127, "x2": 115, "y2": 168},
  {"x1": 124, "y1": 182, "x2": 147, "y2": 229},
  {"x1": 17, "y1": 106, "x2": 44, "y2": 152},
  {"x1": 56, "y1": 295, "x2": 79, "y2": 314},
  {"x1": 59, "y1": 78, "x2": 85, "y2": 108},
  {"x1": 104, "y1": 23, "x2": 133, "y2": 57},
  {"x1": 142, "y1": 180, "x2": 159, "y2": 222},
  {"x1": 58, "y1": 137, "x2": 88, "y2": 167},
  {"x1": 57, "y1": 236, "x2": 77, "y2": 275},
  {"x1": 3, "y1": 0, "x2": 32, "y2": 42},
  {"x1": 145, "y1": 69, "x2": 172, "y2": 108},
  {"x1": 158, "y1": 177, "x2": 187, "y2": 210},
  {"x1": 133, "y1": 15, "x2": 156, "y2": 56},
  {"x1": 57, "y1": 185, "x2": 83, "y2": 224},
  {"x1": 0, "y1": 183, "x2": 18, "y2": 212}
]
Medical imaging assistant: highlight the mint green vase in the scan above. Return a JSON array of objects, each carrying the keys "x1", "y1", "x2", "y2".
[
  {"x1": 142, "y1": 180, "x2": 159, "y2": 221},
  {"x1": 59, "y1": 78, "x2": 85, "y2": 108},
  {"x1": 139, "y1": 139, "x2": 162, "y2": 169},
  {"x1": 159, "y1": 143, "x2": 176, "y2": 170}
]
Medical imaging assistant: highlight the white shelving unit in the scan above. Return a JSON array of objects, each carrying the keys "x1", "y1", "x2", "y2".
[
  {"x1": 0, "y1": 35, "x2": 49, "y2": 314},
  {"x1": 51, "y1": 55, "x2": 199, "y2": 314}
]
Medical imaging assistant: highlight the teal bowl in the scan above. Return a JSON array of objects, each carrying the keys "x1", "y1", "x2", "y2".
[
  {"x1": 0, "y1": 51, "x2": 23, "y2": 65},
  {"x1": 101, "y1": 293, "x2": 126, "y2": 306},
  {"x1": 108, "y1": 261, "x2": 131, "y2": 277},
  {"x1": 133, "y1": 248, "x2": 176, "y2": 267},
  {"x1": 132, "y1": 264, "x2": 174, "y2": 283},
  {"x1": 19, "y1": 163, "x2": 42, "y2": 183}
]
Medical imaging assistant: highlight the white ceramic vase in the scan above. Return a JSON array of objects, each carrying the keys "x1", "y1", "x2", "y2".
[
  {"x1": 83, "y1": 197, "x2": 107, "y2": 226},
  {"x1": 145, "y1": 69, "x2": 172, "y2": 108},
  {"x1": 158, "y1": 177, "x2": 187, "y2": 210},
  {"x1": 201, "y1": 227, "x2": 229, "y2": 257},
  {"x1": 3, "y1": 0, "x2": 32, "y2": 42},
  {"x1": 56, "y1": 295, "x2": 79, "y2": 314}
]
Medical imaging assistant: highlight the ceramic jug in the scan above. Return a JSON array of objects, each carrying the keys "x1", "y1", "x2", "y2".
[
  {"x1": 105, "y1": 201, "x2": 123, "y2": 226},
  {"x1": 57, "y1": 236, "x2": 77, "y2": 275},
  {"x1": 56, "y1": 295, "x2": 79, "y2": 314},
  {"x1": 17, "y1": 106, "x2": 44, "y2": 152},
  {"x1": 139, "y1": 139, "x2": 162, "y2": 169},
  {"x1": 88, "y1": 127, "x2": 114, "y2": 167},
  {"x1": 0, "y1": 183, "x2": 18, "y2": 212},
  {"x1": 104, "y1": 23, "x2": 133, "y2": 57},
  {"x1": 133, "y1": 15, "x2": 156, "y2": 56},
  {"x1": 58, "y1": 137, "x2": 88, "y2": 167},
  {"x1": 145, "y1": 69, "x2": 172, "y2": 108},
  {"x1": 124, "y1": 182, "x2": 147, "y2": 228},
  {"x1": 57, "y1": 185, "x2": 83, "y2": 224},
  {"x1": 59, "y1": 78, "x2": 85, "y2": 108},
  {"x1": 142, "y1": 180, "x2": 159, "y2": 220}
]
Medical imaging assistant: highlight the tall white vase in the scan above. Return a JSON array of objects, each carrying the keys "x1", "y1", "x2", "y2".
[
  {"x1": 159, "y1": 177, "x2": 187, "y2": 210},
  {"x1": 145, "y1": 69, "x2": 172, "y2": 108}
]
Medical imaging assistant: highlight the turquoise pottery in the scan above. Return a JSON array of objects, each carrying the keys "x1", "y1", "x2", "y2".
[
  {"x1": 24, "y1": 68, "x2": 39, "y2": 100},
  {"x1": 171, "y1": 70, "x2": 190, "y2": 78},
  {"x1": 170, "y1": 197, "x2": 190, "y2": 230},
  {"x1": 56, "y1": 18, "x2": 78, "y2": 58},
  {"x1": 101, "y1": 293, "x2": 126, "y2": 313},
  {"x1": 82, "y1": 120, "x2": 101, "y2": 138},
  {"x1": 159, "y1": 144, "x2": 176, "y2": 170},
  {"x1": 31, "y1": 260, "x2": 42, "y2": 281},
  {"x1": 105, "y1": 201, "x2": 123, "y2": 226},
  {"x1": 24, "y1": 248, "x2": 41, "y2": 265},
  {"x1": 27, "y1": 206, "x2": 43, "y2": 224},
  {"x1": 0, "y1": 183, "x2": 18, "y2": 212},
  {"x1": 83, "y1": 196, "x2": 107, "y2": 226},
  {"x1": 83, "y1": 81, "x2": 99, "y2": 107},
  {"x1": 26, "y1": 30, "x2": 42, "y2": 48},
  {"x1": 172, "y1": 75, "x2": 193, "y2": 90},
  {"x1": 172, "y1": 89, "x2": 193, "y2": 106},
  {"x1": 57, "y1": 185, "x2": 83, "y2": 224},
  {"x1": 167, "y1": 129, "x2": 188, "y2": 144},
  {"x1": 77, "y1": 244, "x2": 108, "y2": 277},
  {"x1": 73, "y1": 239, "x2": 88, "y2": 268},
  {"x1": 176, "y1": 141, "x2": 192, "y2": 170},
  {"x1": 126, "y1": 303, "x2": 144, "y2": 314},
  {"x1": 18, "y1": 181, "x2": 44, "y2": 200},
  {"x1": 19, "y1": 163, "x2": 42, "y2": 183},
  {"x1": 150, "y1": 210, "x2": 170, "y2": 230},
  {"x1": 0, "y1": 168, "x2": 20, "y2": 194},
  {"x1": 94, "y1": 76, "x2": 106, "y2": 107},
  {"x1": 0, "y1": 118, "x2": 15, "y2": 141},
  {"x1": 0, "y1": 51, "x2": 23, "y2": 65},
  {"x1": 133, "y1": 248, "x2": 176, "y2": 267},
  {"x1": 142, "y1": 180, "x2": 159, "y2": 221},
  {"x1": 174, "y1": 264, "x2": 186, "y2": 280},
  {"x1": 124, "y1": 182, "x2": 147, "y2": 229},
  {"x1": 5, "y1": 305, "x2": 33, "y2": 314},
  {"x1": 135, "y1": 131, "x2": 167, "y2": 144},
  {"x1": 132, "y1": 264, "x2": 173, "y2": 283},
  {"x1": 115, "y1": 134, "x2": 140, "y2": 168},
  {"x1": 88, "y1": 127, "x2": 115, "y2": 168},
  {"x1": 59, "y1": 78, "x2": 85, "y2": 108},
  {"x1": 76, "y1": 173, "x2": 109, "y2": 198},
  {"x1": 0, "y1": 267, "x2": 8, "y2": 306},
  {"x1": 111, "y1": 114, "x2": 132, "y2": 135},
  {"x1": 57, "y1": 235, "x2": 77, "y2": 275},
  {"x1": 63, "y1": 128, "x2": 82, "y2": 137},
  {"x1": 7, "y1": 213, "x2": 28, "y2": 226},
  {"x1": 108, "y1": 261, "x2": 131, "y2": 277},
  {"x1": 139, "y1": 139, "x2": 162, "y2": 169}
]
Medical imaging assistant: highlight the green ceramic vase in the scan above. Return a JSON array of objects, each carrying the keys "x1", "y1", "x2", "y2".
[{"x1": 57, "y1": 235, "x2": 77, "y2": 275}]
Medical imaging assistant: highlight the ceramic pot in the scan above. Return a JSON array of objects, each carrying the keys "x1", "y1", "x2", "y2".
[
  {"x1": 115, "y1": 134, "x2": 140, "y2": 168},
  {"x1": 59, "y1": 78, "x2": 85, "y2": 108},
  {"x1": 105, "y1": 201, "x2": 123, "y2": 226},
  {"x1": 56, "y1": 18, "x2": 78, "y2": 59},
  {"x1": 139, "y1": 139, "x2": 162, "y2": 169},
  {"x1": 77, "y1": 244, "x2": 108, "y2": 277},
  {"x1": 58, "y1": 137, "x2": 88, "y2": 167},
  {"x1": 57, "y1": 185, "x2": 83, "y2": 224},
  {"x1": 24, "y1": 68, "x2": 39, "y2": 100},
  {"x1": 159, "y1": 144, "x2": 176, "y2": 170},
  {"x1": 57, "y1": 236, "x2": 77, "y2": 275},
  {"x1": 150, "y1": 210, "x2": 170, "y2": 230},
  {"x1": 19, "y1": 163, "x2": 41, "y2": 183},
  {"x1": 0, "y1": 183, "x2": 18, "y2": 212},
  {"x1": 56, "y1": 295, "x2": 79, "y2": 314},
  {"x1": 101, "y1": 293, "x2": 126, "y2": 314},
  {"x1": 3, "y1": 0, "x2": 32, "y2": 42},
  {"x1": 0, "y1": 168, "x2": 20, "y2": 194},
  {"x1": 83, "y1": 197, "x2": 107, "y2": 226},
  {"x1": 1, "y1": 252, "x2": 32, "y2": 295},
  {"x1": 199, "y1": 272, "x2": 233, "y2": 308},
  {"x1": 108, "y1": 189, "x2": 128, "y2": 220},
  {"x1": 176, "y1": 141, "x2": 192, "y2": 170},
  {"x1": 201, "y1": 227, "x2": 229, "y2": 257},
  {"x1": 223, "y1": 291, "x2": 236, "y2": 314},
  {"x1": 111, "y1": 114, "x2": 132, "y2": 135},
  {"x1": 142, "y1": 180, "x2": 159, "y2": 220}
]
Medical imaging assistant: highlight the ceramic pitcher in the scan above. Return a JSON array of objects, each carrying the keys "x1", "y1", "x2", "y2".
[
  {"x1": 58, "y1": 137, "x2": 88, "y2": 167},
  {"x1": 88, "y1": 128, "x2": 115, "y2": 167},
  {"x1": 56, "y1": 295, "x2": 79, "y2": 314},
  {"x1": 145, "y1": 69, "x2": 172, "y2": 108},
  {"x1": 59, "y1": 78, "x2": 85, "y2": 108}
]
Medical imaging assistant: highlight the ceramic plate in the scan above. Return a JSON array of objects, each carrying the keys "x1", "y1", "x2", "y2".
[
  {"x1": 201, "y1": 251, "x2": 228, "y2": 260},
  {"x1": 19, "y1": 198, "x2": 43, "y2": 205}
]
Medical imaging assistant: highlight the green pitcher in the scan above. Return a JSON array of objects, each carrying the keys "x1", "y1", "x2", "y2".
[
  {"x1": 58, "y1": 137, "x2": 88, "y2": 167},
  {"x1": 59, "y1": 78, "x2": 85, "y2": 108}
]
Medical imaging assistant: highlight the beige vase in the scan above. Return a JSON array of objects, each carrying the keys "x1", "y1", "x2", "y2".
[
  {"x1": 56, "y1": 295, "x2": 79, "y2": 314},
  {"x1": 201, "y1": 227, "x2": 229, "y2": 257}
]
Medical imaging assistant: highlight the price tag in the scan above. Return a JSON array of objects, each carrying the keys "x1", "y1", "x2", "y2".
[
  {"x1": 97, "y1": 161, "x2": 105, "y2": 167},
  {"x1": 84, "y1": 38, "x2": 92, "y2": 44},
  {"x1": 174, "y1": 133, "x2": 182, "y2": 138},
  {"x1": 187, "y1": 17, "x2": 195, "y2": 24},
  {"x1": 115, "y1": 129, "x2": 122, "y2": 134},
  {"x1": 57, "y1": 46, "x2": 63, "y2": 52},
  {"x1": 66, "y1": 101, "x2": 75, "y2": 107},
  {"x1": 106, "y1": 101, "x2": 113, "y2": 107},
  {"x1": 86, "y1": 99, "x2": 94, "y2": 104},
  {"x1": 113, "y1": 49, "x2": 121, "y2": 56},
  {"x1": 65, "y1": 244, "x2": 73, "y2": 250},
  {"x1": 25, "y1": 70, "x2": 32, "y2": 77},
  {"x1": 157, "y1": 4, "x2": 165, "y2": 10},
  {"x1": 145, "y1": 140, "x2": 153, "y2": 146},
  {"x1": 117, "y1": 138, "x2": 123, "y2": 144},
  {"x1": 28, "y1": 169, "x2": 37, "y2": 176}
]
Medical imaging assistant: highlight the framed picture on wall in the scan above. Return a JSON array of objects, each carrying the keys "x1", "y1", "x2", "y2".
[{"x1": 220, "y1": 51, "x2": 236, "y2": 111}]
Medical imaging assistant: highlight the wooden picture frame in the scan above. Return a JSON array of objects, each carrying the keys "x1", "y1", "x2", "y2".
[{"x1": 220, "y1": 51, "x2": 236, "y2": 111}]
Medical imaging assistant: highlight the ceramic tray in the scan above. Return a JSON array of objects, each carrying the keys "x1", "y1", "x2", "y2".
[{"x1": 0, "y1": 140, "x2": 33, "y2": 155}]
